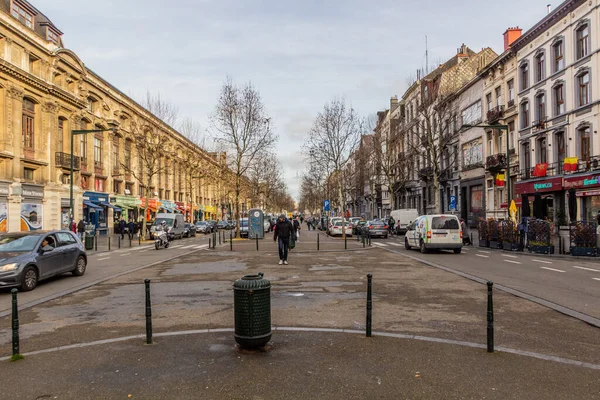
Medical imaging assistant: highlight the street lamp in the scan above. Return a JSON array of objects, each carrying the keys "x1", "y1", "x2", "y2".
[
  {"x1": 69, "y1": 127, "x2": 117, "y2": 220},
  {"x1": 462, "y1": 123, "x2": 511, "y2": 208}
]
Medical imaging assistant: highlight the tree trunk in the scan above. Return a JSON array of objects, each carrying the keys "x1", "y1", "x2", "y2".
[
  {"x1": 433, "y1": 174, "x2": 441, "y2": 214},
  {"x1": 235, "y1": 174, "x2": 241, "y2": 239}
]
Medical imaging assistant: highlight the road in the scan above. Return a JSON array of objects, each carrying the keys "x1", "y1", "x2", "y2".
[
  {"x1": 0, "y1": 232, "x2": 218, "y2": 316},
  {"x1": 363, "y1": 233, "x2": 600, "y2": 321}
]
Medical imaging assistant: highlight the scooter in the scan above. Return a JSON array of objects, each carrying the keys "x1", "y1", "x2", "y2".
[{"x1": 154, "y1": 229, "x2": 170, "y2": 250}]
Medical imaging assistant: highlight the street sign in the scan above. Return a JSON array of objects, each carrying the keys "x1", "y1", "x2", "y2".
[
  {"x1": 324, "y1": 200, "x2": 330, "y2": 211},
  {"x1": 449, "y1": 195, "x2": 457, "y2": 211}
]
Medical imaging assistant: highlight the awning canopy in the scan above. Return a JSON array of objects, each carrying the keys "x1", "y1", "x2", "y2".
[
  {"x1": 83, "y1": 201, "x2": 102, "y2": 210},
  {"x1": 99, "y1": 202, "x2": 122, "y2": 213}
]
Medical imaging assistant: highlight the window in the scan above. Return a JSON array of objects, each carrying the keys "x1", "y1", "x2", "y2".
[
  {"x1": 520, "y1": 101, "x2": 530, "y2": 129},
  {"x1": 553, "y1": 83, "x2": 565, "y2": 115},
  {"x1": 486, "y1": 93, "x2": 492, "y2": 111},
  {"x1": 112, "y1": 139, "x2": 119, "y2": 172},
  {"x1": 461, "y1": 101, "x2": 482, "y2": 125},
  {"x1": 508, "y1": 121, "x2": 515, "y2": 150},
  {"x1": 124, "y1": 141, "x2": 131, "y2": 170},
  {"x1": 520, "y1": 63, "x2": 529, "y2": 91},
  {"x1": 94, "y1": 177, "x2": 105, "y2": 192},
  {"x1": 535, "y1": 52, "x2": 545, "y2": 82},
  {"x1": 579, "y1": 127, "x2": 591, "y2": 162},
  {"x1": 553, "y1": 40, "x2": 564, "y2": 72},
  {"x1": 577, "y1": 71, "x2": 590, "y2": 107},
  {"x1": 507, "y1": 80, "x2": 515, "y2": 106},
  {"x1": 576, "y1": 24, "x2": 589, "y2": 59},
  {"x1": 94, "y1": 137, "x2": 102, "y2": 166},
  {"x1": 113, "y1": 180, "x2": 120, "y2": 194},
  {"x1": 86, "y1": 97, "x2": 96, "y2": 113},
  {"x1": 487, "y1": 131, "x2": 493, "y2": 155},
  {"x1": 80, "y1": 120, "x2": 88, "y2": 162},
  {"x1": 22, "y1": 98, "x2": 35, "y2": 149},
  {"x1": 56, "y1": 232, "x2": 77, "y2": 246},
  {"x1": 23, "y1": 167, "x2": 34, "y2": 180},
  {"x1": 537, "y1": 137, "x2": 547, "y2": 164},
  {"x1": 522, "y1": 142, "x2": 531, "y2": 178},
  {"x1": 46, "y1": 29, "x2": 60, "y2": 44},
  {"x1": 555, "y1": 131, "x2": 565, "y2": 172},
  {"x1": 535, "y1": 93, "x2": 546, "y2": 123},
  {"x1": 125, "y1": 183, "x2": 134, "y2": 196},
  {"x1": 11, "y1": 1, "x2": 34, "y2": 28},
  {"x1": 57, "y1": 118, "x2": 65, "y2": 152},
  {"x1": 495, "y1": 87, "x2": 502, "y2": 107}
]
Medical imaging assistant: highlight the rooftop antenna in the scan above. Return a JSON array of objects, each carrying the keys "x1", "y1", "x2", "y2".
[{"x1": 425, "y1": 35, "x2": 429, "y2": 74}]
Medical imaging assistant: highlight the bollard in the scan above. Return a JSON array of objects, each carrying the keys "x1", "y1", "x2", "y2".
[
  {"x1": 108, "y1": 236, "x2": 111, "y2": 251},
  {"x1": 256, "y1": 236, "x2": 259, "y2": 251},
  {"x1": 95, "y1": 235, "x2": 98, "y2": 251},
  {"x1": 470, "y1": 232, "x2": 473, "y2": 246},
  {"x1": 558, "y1": 236, "x2": 562, "y2": 255},
  {"x1": 139, "y1": 235, "x2": 141, "y2": 246},
  {"x1": 366, "y1": 273, "x2": 372, "y2": 337},
  {"x1": 129, "y1": 236, "x2": 132, "y2": 248},
  {"x1": 362, "y1": 234, "x2": 365, "y2": 248},
  {"x1": 219, "y1": 231, "x2": 222, "y2": 245},
  {"x1": 118, "y1": 236, "x2": 121, "y2": 249},
  {"x1": 11, "y1": 289, "x2": 22, "y2": 361},
  {"x1": 230, "y1": 231, "x2": 233, "y2": 251},
  {"x1": 487, "y1": 281, "x2": 494, "y2": 353},
  {"x1": 145, "y1": 279, "x2": 153, "y2": 345},
  {"x1": 317, "y1": 233, "x2": 320, "y2": 251},
  {"x1": 345, "y1": 234, "x2": 347, "y2": 250},
  {"x1": 213, "y1": 232, "x2": 216, "y2": 249},
  {"x1": 368, "y1": 232, "x2": 372, "y2": 247},
  {"x1": 209, "y1": 238, "x2": 212, "y2": 249}
]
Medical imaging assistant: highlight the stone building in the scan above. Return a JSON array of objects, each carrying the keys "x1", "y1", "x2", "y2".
[{"x1": 0, "y1": 0, "x2": 238, "y2": 234}]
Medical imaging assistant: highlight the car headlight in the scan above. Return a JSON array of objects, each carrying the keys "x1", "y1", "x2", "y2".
[{"x1": 0, "y1": 263, "x2": 19, "y2": 272}]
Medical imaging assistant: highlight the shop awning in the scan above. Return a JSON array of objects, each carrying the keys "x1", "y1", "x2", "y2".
[
  {"x1": 99, "y1": 202, "x2": 122, "y2": 213},
  {"x1": 83, "y1": 201, "x2": 103, "y2": 210}
]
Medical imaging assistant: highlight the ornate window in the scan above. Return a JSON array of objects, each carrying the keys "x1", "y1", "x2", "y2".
[
  {"x1": 576, "y1": 70, "x2": 590, "y2": 107},
  {"x1": 535, "y1": 92, "x2": 546, "y2": 123},
  {"x1": 520, "y1": 100, "x2": 530, "y2": 129},
  {"x1": 579, "y1": 125, "x2": 591, "y2": 162},
  {"x1": 535, "y1": 51, "x2": 545, "y2": 82},
  {"x1": 22, "y1": 98, "x2": 35, "y2": 149},
  {"x1": 552, "y1": 82, "x2": 565, "y2": 115},
  {"x1": 520, "y1": 62, "x2": 529, "y2": 91}
]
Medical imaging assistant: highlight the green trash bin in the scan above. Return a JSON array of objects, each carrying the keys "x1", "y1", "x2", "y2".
[
  {"x1": 233, "y1": 272, "x2": 271, "y2": 348},
  {"x1": 84, "y1": 234, "x2": 94, "y2": 250}
]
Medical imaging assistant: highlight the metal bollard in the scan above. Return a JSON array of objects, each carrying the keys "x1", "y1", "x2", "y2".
[
  {"x1": 487, "y1": 281, "x2": 494, "y2": 353},
  {"x1": 118, "y1": 236, "x2": 121, "y2": 249},
  {"x1": 145, "y1": 279, "x2": 153, "y2": 345},
  {"x1": 345, "y1": 234, "x2": 347, "y2": 250},
  {"x1": 317, "y1": 233, "x2": 320, "y2": 251},
  {"x1": 470, "y1": 232, "x2": 473, "y2": 246},
  {"x1": 95, "y1": 235, "x2": 98, "y2": 251},
  {"x1": 129, "y1": 236, "x2": 132, "y2": 248},
  {"x1": 219, "y1": 232, "x2": 222, "y2": 245},
  {"x1": 366, "y1": 274, "x2": 372, "y2": 337},
  {"x1": 139, "y1": 235, "x2": 141, "y2": 246},
  {"x1": 11, "y1": 289, "x2": 22, "y2": 361},
  {"x1": 256, "y1": 236, "x2": 259, "y2": 251},
  {"x1": 362, "y1": 234, "x2": 365, "y2": 248},
  {"x1": 558, "y1": 236, "x2": 562, "y2": 254},
  {"x1": 369, "y1": 232, "x2": 372, "y2": 247},
  {"x1": 230, "y1": 231, "x2": 233, "y2": 251},
  {"x1": 108, "y1": 236, "x2": 111, "y2": 251},
  {"x1": 209, "y1": 238, "x2": 212, "y2": 249}
]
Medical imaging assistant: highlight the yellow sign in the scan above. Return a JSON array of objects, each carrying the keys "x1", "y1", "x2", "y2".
[{"x1": 509, "y1": 200, "x2": 517, "y2": 223}]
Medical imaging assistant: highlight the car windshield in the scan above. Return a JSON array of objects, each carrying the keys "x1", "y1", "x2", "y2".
[
  {"x1": 432, "y1": 217, "x2": 459, "y2": 230},
  {"x1": 196, "y1": 222, "x2": 207, "y2": 226},
  {"x1": 0, "y1": 235, "x2": 40, "y2": 252},
  {"x1": 153, "y1": 219, "x2": 174, "y2": 227}
]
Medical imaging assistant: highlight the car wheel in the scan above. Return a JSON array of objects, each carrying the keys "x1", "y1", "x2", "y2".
[
  {"x1": 21, "y1": 266, "x2": 38, "y2": 292},
  {"x1": 155, "y1": 241, "x2": 159, "y2": 250},
  {"x1": 453, "y1": 248, "x2": 462, "y2": 254},
  {"x1": 72, "y1": 256, "x2": 87, "y2": 276},
  {"x1": 384, "y1": 235, "x2": 388, "y2": 239},
  {"x1": 420, "y1": 240, "x2": 427, "y2": 254},
  {"x1": 405, "y1": 238, "x2": 411, "y2": 250}
]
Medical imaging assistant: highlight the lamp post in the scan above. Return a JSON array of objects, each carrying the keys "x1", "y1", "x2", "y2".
[
  {"x1": 69, "y1": 127, "x2": 116, "y2": 221},
  {"x1": 462, "y1": 124, "x2": 511, "y2": 209}
]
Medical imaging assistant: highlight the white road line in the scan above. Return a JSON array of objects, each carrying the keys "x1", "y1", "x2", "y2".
[
  {"x1": 97, "y1": 257, "x2": 110, "y2": 261},
  {"x1": 477, "y1": 250, "x2": 491, "y2": 254},
  {"x1": 593, "y1": 278, "x2": 600, "y2": 281},
  {"x1": 540, "y1": 267, "x2": 565, "y2": 273},
  {"x1": 387, "y1": 242, "x2": 401, "y2": 247},
  {"x1": 573, "y1": 266, "x2": 600, "y2": 272},
  {"x1": 194, "y1": 244, "x2": 208, "y2": 249},
  {"x1": 503, "y1": 259, "x2": 521, "y2": 264},
  {"x1": 475, "y1": 254, "x2": 489, "y2": 258},
  {"x1": 181, "y1": 244, "x2": 198, "y2": 249},
  {"x1": 129, "y1": 247, "x2": 146, "y2": 251},
  {"x1": 169, "y1": 244, "x2": 184, "y2": 249},
  {"x1": 120, "y1": 253, "x2": 131, "y2": 257},
  {"x1": 532, "y1": 259, "x2": 553, "y2": 264},
  {"x1": 504, "y1": 254, "x2": 519, "y2": 258},
  {"x1": 373, "y1": 242, "x2": 388, "y2": 247}
]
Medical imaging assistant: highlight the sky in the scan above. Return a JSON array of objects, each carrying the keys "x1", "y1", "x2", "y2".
[{"x1": 37, "y1": 0, "x2": 553, "y2": 201}]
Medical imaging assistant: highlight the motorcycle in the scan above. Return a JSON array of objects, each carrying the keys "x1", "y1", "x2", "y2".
[{"x1": 154, "y1": 229, "x2": 170, "y2": 250}]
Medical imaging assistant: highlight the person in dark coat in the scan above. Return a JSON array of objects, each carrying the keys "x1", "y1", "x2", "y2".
[
  {"x1": 273, "y1": 214, "x2": 295, "y2": 265},
  {"x1": 77, "y1": 219, "x2": 86, "y2": 240},
  {"x1": 128, "y1": 220, "x2": 135, "y2": 240},
  {"x1": 292, "y1": 217, "x2": 300, "y2": 242},
  {"x1": 119, "y1": 218, "x2": 126, "y2": 239}
]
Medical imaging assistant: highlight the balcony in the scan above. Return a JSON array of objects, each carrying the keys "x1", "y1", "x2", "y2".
[
  {"x1": 486, "y1": 153, "x2": 507, "y2": 171},
  {"x1": 439, "y1": 169, "x2": 453, "y2": 182},
  {"x1": 418, "y1": 166, "x2": 433, "y2": 181},
  {"x1": 532, "y1": 118, "x2": 547, "y2": 132},
  {"x1": 507, "y1": 99, "x2": 515, "y2": 108},
  {"x1": 486, "y1": 105, "x2": 504, "y2": 124},
  {"x1": 519, "y1": 162, "x2": 561, "y2": 180},
  {"x1": 55, "y1": 152, "x2": 80, "y2": 170}
]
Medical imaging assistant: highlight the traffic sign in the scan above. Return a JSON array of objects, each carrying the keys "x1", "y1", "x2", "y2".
[
  {"x1": 449, "y1": 195, "x2": 457, "y2": 211},
  {"x1": 324, "y1": 200, "x2": 330, "y2": 211}
]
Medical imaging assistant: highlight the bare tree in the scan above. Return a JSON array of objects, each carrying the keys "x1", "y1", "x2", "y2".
[
  {"x1": 143, "y1": 92, "x2": 179, "y2": 128},
  {"x1": 304, "y1": 98, "x2": 362, "y2": 238},
  {"x1": 179, "y1": 118, "x2": 207, "y2": 149},
  {"x1": 211, "y1": 78, "x2": 277, "y2": 237}
]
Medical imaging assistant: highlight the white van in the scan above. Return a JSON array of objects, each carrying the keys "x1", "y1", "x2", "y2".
[
  {"x1": 151, "y1": 213, "x2": 185, "y2": 240},
  {"x1": 404, "y1": 214, "x2": 462, "y2": 254},
  {"x1": 389, "y1": 209, "x2": 419, "y2": 235}
]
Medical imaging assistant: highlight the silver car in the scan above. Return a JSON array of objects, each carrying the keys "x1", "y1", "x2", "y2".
[{"x1": 0, "y1": 230, "x2": 87, "y2": 292}]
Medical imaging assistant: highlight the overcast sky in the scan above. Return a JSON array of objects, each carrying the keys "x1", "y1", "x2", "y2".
[{"x1": 38, "y1": 0, "x2": 553, "y2": 201}]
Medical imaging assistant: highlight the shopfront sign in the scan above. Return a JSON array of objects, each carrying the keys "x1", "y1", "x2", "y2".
[
  {"x1": 514, "y1": 177, "x2": 563, "y2": 195},
  {"x1": 83, "y1": 191, "x2": 108, "y2": 203},
  {"x1": 564, "y1": 173, "x2": 600, "y2": 190},
  {"x1": 21, "y1": 184, "x2": 44, "y2": 198},
  {"x1": 0, "y1": 183, "x2": 9, "y2": 197}
]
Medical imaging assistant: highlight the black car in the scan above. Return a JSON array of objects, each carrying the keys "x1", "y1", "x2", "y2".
[
  {"x1": 195, "y1": 221, "x2": 211, "y2": 234},
  {"x1": 183, "y1": 223, "x2": 197, "y2": 238},
  {"x1": 0, "y1": 230, "x2": 87, "y2": 292},
  {"x1": 205, "y1": 220, "x2": 218, "y2": 233},
  {"x1": 216, "y1": 220, "x2": 229, "y2": 230}
]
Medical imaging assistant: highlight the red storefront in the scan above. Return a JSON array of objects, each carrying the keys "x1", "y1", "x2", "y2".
[
  {"x1": 513, "y1": 177, "x2": 563, "y2": 219},
  {"x1": 564, "y1": 173, "x2": 600, "y2": 221}
]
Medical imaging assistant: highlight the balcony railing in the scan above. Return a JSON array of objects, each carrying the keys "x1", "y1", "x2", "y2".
[
  {"x1": 55, "y1": 152, "x2": 80, "y2": 170},
  {"x1": 532, "y1": 118, "x2": 547, "y2": 131},
  {"x1": 418, "y1": 166, "x2": 433, "y2": 181},
  {"x1": 486, "y1": 105, "x2": 504, "y2": 123},
  {"x1": 486, "y1": 153, "x2": 507, "y2": 171},
  {"x1": 507, "y1": 99, "x2": 515, "y2": 108},
  {"x1": 520, "y1": 156, "x2": 600, "y2": 180}
]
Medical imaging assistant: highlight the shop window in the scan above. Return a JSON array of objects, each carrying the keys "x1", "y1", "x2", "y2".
[
  {"x1": 22, "y1": 98, "x2": 35, "y2": 149},
  {"x1": 23, "y1": 167, "x2": 34, "y2": 181}
]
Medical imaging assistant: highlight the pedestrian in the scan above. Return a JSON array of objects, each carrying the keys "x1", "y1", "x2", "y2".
[
  {"x1": 119, "y1": 218, "x2": 126, "y2": 240},
  {"x1": 273, "y1": 214, "x2": 295, "y2": 265},
  {"x1": 293, "y1": 216, "x2": 300, "y2": 242},
  {"x1": 460, "y1": 218, "x2": 471, "y2": 246},
  {"x1": 128, "y1": 220, "x2": 135, "y2": 240},
  {"x1": 71, "y1": 219, "x2": 77, "y2": 233},
  {"x1": 77, "y1": 219, "x2": 86, "y2": 240},
  {"x1": 388, "y1": 216, "x2": 395, "y2": 235}
]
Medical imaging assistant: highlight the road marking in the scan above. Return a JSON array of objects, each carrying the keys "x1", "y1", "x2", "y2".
[
  {"x1": 573, "y1": 266, "x2": 600, "y2": 272},
  {"x1": 97, "y1": 257, "x2": 110, "y2": 261},
  {"x1": 120, "y1": 253, "x2": 131, "y2": 257},
  {"x1": 169, "y1": 244, "x2": 184, "y2": 249},
  {"x1": 532, "y1": 259, "x2": 553, "y2": 264},
  {"x1": 503, "y1": 259, "x2": 521, "y2": 264},
  {"x1": 387, "y1": 242, "x2": 401, "y2": 247},
  {"x1": 477, "y1": 250, "x2": 491, "y2": 254},
  {"x1": 373, "y1": 242, "x2": 388, "y2": 247},
  {"x1": 593, "y1": 278, "x2": 600, "y2": 282},
  {"x1": 181, "y1": 244, "x2": 198, "y2": 249},
  {"x1": 129, "y1": 246, "x2": 146, "y2": 251},
  {"x1": 475, "y1": 254, "x2": 489, "y2": 258},
  {"x1": 504, "y1": 254, "x2": 519, "y2": 258},
  {"x1": 540, "y1": 267, "x2": 565, "y2": 273},
  {"x1": 194, "y1": 244, "x2": 209, "y2": 249}
]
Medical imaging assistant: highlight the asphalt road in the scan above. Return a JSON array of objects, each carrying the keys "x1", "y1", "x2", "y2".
[
  {"x1": 0, "y1": 232, "x2": 218, "y2": 316},
  {"x1": 367, "y1": 233, "x2": 600, "y2": 321}
]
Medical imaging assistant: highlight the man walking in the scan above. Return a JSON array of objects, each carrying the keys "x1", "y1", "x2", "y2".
[
  {"x1": 119, "y1": 218, "x2": 126, "y2": 240},
  {"x1": 274, "y1": 214, "x2": 295, "y2": 265},
  {"x1": 77, "y1": 219, "x2": 86, "y2": 240}
]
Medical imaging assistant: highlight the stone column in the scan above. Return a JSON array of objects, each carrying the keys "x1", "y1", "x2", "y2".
[{"x1": 6, "y1": 85, "x2": 24, "y2": 180}]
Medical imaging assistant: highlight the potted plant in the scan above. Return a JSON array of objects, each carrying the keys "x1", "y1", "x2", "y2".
[
  {"x1": 488, "y1": 219, "x2": 502, "y2": 249},
  {"x1": 478, "y1": 218, "x2": 489, "y2": 247},
  {"x1": 527, "y1": 219, "x2": 554, "y2": 254},
  {"x1": 569, "y1": 222, "x2": 598, "y2": 257},
  {"x1": 501, "y1": 220, "x2": 522, "y2": 251}
]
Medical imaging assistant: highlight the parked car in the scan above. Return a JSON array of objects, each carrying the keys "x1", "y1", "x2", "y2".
[
  {"x1": 329, "y1": 218, "x2": 353, "y2": 237},
  {"x1": 0, "y1": 230, "x2": 87, "y2": 292},
  {"x1": 183, "y1": 223, "x2": 197, "y2": 238},
  {"x1": 353, "y1": 220, "x2": 367, "y2": 235},
  {"x1": 217, "y1": 220, "x2": 229, "y2": 230},
  {"x1": 205, "y1": 220, "x2": 218, "y2": 233},
  {"x1": 404, "y1": 214, "x2": 462, "y2": 254},
  {"x1": 239, "y1": 218, "x2": 249, "y2": 238},
  {"x1": 362, "y1": 220, "x2": 388, "y2": 238},
  {"x1": 151, "y1": 213, "x2": 185, "y2": 240},
  {"x1": 195, "y1": 221, "x2": 211, "y2": 234},
  {"x1": 390, "y1": 209, "x2": 420, "y2": 235}
]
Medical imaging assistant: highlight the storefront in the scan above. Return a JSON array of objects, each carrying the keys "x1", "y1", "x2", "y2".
[
  {"x1": 140, "y1": 198, "x2": 159, "y2": 222},
  {"x1": 564, "y1": 173, "x2": 600, "y2": 221},
  {"x1": 159, "y1": 199, "x2": 176, "y2": 213},
  {"x1": 175, "y1": 201, "x2": 191, "y2": 221},
  {"x1": 0, "y1": 182, "x2": 9, "y2": 232},
  {"x1": 20, "y1": 184, "x2": 44, "y2": 231},
  {"x1": 514, "y1": 177, "x2": 563, "y2": 221},
  {"x1": 60, "y1": 198, "x2": 71, "y2": 230},
  {"x1": 460, "y1": 177, "x2": 486, "y2": 228},
  {"x1": 83, "y1": 191, "x2": 120, "y2": 236},
  {"x1": 111, "y1": 195, "x2": 141, "y2": 223},
  {"x1": 204, "y1": 205, "x2": 216, "y2": 220}
]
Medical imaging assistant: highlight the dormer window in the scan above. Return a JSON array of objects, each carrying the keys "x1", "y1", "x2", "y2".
[
  {"x1": 11, "y1": 1, "x2": 34, "y2": 29},
  {"x1": 47, "y1": 29, "x2": 60, "y2": 44}
]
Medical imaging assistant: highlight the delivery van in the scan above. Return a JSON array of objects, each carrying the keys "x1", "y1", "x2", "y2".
[
  {"x1": 404, "y1": 214, "x2": 462, "y2": 254},
  {"x1": 151, "y1": 213, "x2": 185, "y2": 240},
  {"x1": 389, "y1": 209, "x2": 419, "y2": 235}
]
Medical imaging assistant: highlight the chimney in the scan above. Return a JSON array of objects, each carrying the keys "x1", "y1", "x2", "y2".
[
  {"x1": 390, "y1": 96, "x2": 398, "y2": 112},
  {"x1": 547, "y1": 4, "x2": 552, "y2": 14},
  {"x1": 503, "y1": 27, "x2": 523, "y2": 51},
  {"x1": 457, "y1": 43, "x2": 469, "y2": 62}
]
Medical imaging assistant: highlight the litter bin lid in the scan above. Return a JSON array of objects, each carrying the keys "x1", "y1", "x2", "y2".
[{"x1": 233, "y1": 273, "x2": 270, "y2": 290}]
